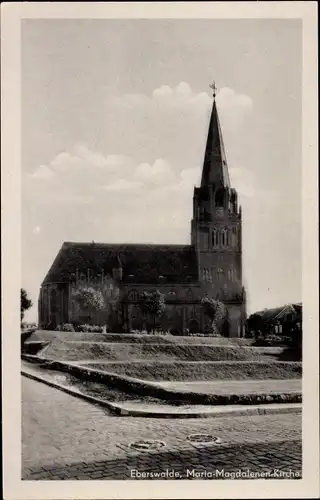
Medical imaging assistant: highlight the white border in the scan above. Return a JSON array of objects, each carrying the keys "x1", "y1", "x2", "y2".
[{"x1": 1, "y1": 2, "x2": 319, "y2": 499}]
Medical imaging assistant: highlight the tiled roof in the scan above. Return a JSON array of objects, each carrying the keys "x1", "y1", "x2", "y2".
[
  {"x1": 42, "y1": 242, "x2": 199, "y2": 285},
  {"x1": 255, "y1": 303, "x2": 302, "y2": 321}
]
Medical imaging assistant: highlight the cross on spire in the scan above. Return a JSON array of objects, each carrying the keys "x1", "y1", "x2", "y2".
[{"x1": 209, "y1": 80, "x2": 217, "y2": 99}]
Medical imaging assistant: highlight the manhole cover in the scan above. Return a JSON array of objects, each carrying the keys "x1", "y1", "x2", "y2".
[
  {"x1": 129, "y1": 440, "x2": 166, "y2": 451},
  {"x1": 187, "y1": 434, "x2": 222, "y2": 446}
]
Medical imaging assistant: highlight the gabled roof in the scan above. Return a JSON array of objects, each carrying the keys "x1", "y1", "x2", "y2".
[
  {"x1": 42, "y1": 242, "x2": 199, "y2": 285},
  {"x1": 201, "y1": 100, "x2": 231, "y2": 188},
  {"x1": 254, "y1": 303, "x2": 302, "y2": 322}
]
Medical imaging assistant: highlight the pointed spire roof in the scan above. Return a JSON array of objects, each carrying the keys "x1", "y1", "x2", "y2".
[{"x1": 201, "y1": 90, "x2": 231, "y2": 188}]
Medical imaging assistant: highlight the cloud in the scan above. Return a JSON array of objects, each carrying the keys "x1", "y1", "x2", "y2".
[
  {"x1": 31, "y1": 164, "x2": 55, "y2": 180},
  {"x1": 31, "y1": 145, "x2": 132, "y2": 180},
  {"x1": 217, "y1": 87, "x2": 253, "y2": 111},
  {"x1": 229, "y1": 167, "x2": 256, "y2": 198},
  {"x1": 134, "y1": 158, "x2": 175, "y2": 186},
  {"x1": 103, "y1": 178, "x2": 143, "y2": 193},
  {"x1": 104, "y1": 154, "x2": 132, "y2": 170},
  {"x1": 24, "y1": 82, "x2": 255, "y2": 261},
  {"x1": 152, "y1": 85, "x2": 173, "y2": 98},
  {"x1": 180, "y1": 166, "x2": 200, "y2": 186},
  {"x1": 32, "y1": 226, "x2": 41, "y2": 235},
  {"x1": 110, "y1": 82, "x2": 252, "y2": 119}
]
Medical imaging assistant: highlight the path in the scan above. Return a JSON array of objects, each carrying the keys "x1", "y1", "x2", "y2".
[
  {"x1": 22, "y1": 377, "x2": 302, "y2": 480},
  {"x1": 156, "y1": 379, "x2": 301, "y2": 394}
]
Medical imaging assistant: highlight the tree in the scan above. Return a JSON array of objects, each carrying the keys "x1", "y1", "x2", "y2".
[
  {"x1": 21, "y1": 288, "x2": 32, "y2": 322},
  {"x1": 221, "y1": 309, "x2": 231, "y2": 337},
  {"x1": 73, "y1": 286, "x2": 105, "y2": 323},
  {"x1": 139, "y1": 290, "x2": 166, "y2": 333},
  {"x1": 201, "y1": 297, "x2": 225, "y2": 335}
]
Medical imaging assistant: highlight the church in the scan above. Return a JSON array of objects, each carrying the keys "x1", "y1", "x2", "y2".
[{"x1": 38, "y1": 84, "x2": 247, "y2": 336}]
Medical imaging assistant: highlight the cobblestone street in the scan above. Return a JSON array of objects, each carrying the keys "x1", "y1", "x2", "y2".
[{"x1": 22, "y1": 377, "x2": 302, "y2": 480}]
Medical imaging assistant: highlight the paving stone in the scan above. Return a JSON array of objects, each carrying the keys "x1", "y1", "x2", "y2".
[{"x1": 22, "y1": 377, "x2": 302, "y2": 480}]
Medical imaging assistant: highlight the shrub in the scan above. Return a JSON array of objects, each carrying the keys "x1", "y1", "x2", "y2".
[
  {"x1": 90, "y1": 325, "x2": 104, "y2": 333},
  {"x1": 60, "y1": 323, "x2": 75, "y2": 332},
  {"x1": 79, "y1": 324, "x2": 91, "y2": 332},
  {"x1": 21, "y1": 288, "x2": 33, "y2": 322},
  {"x1": 201, "y1": 297, "x2": 226, "y2": 335},
  {"x1": 138, "y1": 290, "x2": 166, "y2": 333},
  {"x1": 169, "y1": 327, "x2": 182, "y2": 336},
  {"x1": 73, "y1": 286, "x2": 105, "y2": 317}
]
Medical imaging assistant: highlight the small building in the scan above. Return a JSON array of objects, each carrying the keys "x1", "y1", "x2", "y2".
[{"x1": 253, "y1": 303, "x2": 302, "y2": 335}]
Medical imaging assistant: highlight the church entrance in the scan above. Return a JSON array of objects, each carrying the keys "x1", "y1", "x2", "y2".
[
  {"x1": 130, "y1": 305, "x2": 143, "y2": 331},
  {"x1": 188, "y1": 318, "x2": 199, "y2": 334}
]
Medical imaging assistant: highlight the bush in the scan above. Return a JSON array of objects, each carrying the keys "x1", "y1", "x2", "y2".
[
  {"x1": 55, "y1": 323, "x2": 75, "y2": 332},
  {"x1": 253, "y1": 338, "x2": 272, "y2": 347},
  {"x1": 72, "y1": 324, "x2": 104, "y2": 333},
  {"x1": 169, "y1": 327, "x2": 182, "y2": 336},
  {"x1": 78, "y1": 324, "x2": 91, "y2": 332},
  {"x1": 90, "y1": 325, "x2": 104, "y2": 333}
]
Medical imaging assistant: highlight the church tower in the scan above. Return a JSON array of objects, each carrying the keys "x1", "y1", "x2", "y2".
[{"x1": 191, "y1": 82, "x2": 246, "y2": 336}]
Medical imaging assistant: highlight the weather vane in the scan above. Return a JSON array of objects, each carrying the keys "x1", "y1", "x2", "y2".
[{"x1": 209, "y1": 80, "x2": 217, "y2": 99}]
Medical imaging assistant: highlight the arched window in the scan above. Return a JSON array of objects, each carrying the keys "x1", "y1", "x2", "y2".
[
  {"x1": 220, "y1": 228, "x2": 228, "y2": 247},
  {"x1": 229, "y1": 268, "x2": 237, "y2": 282},
  {"x1": 230, "y1": 190, "x2": 237, "y2": 213},
  {"x1": 216, "y1": 267, "x2": 224, "y2": 280},
  {"x1": 212, "y1": 229, "x2": 218, "y2": 248},
  {"x1": 202, "y1": 269, "x2": 210, "y2": 283},
  {"x1": 49, "y1": 288, "x2": 58, "y2": 326},
  {"x1": 50, "y1": 288, "x2": 57, "y2": 314},
  {"x1": 128, "y1": 290, "x2": 139, "y2": 301},
  {"x1": 187, "y1": 289, "x2": 193, "y2": 301},
  {"x1": 221, "y1": 229, "x2": 226, "y2": 247},
  {"x1": 231, "y1": 228, "x2": 237, "y2": 247},
  {"x1": 215, "y1": 188, "x2": 225, "y2": 207}
]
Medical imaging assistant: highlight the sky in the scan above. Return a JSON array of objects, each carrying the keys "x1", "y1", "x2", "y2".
[{"x1": 21, "y1": 19, "x2": 302, "y2": 322}]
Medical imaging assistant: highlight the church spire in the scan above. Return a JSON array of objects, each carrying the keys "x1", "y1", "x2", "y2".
[{"x1": 201, "y1": 81, "x2": 231, "y2": 188}]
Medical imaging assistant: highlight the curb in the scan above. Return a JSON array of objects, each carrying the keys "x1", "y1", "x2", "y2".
[
  {"x1": 21, "y1": 354, "x2": 302, "y2": 406},
  {"x1": 21, "y1": 369, "x2": 302, "y2": 419}
]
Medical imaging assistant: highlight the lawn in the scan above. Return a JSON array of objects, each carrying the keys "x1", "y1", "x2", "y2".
[
  {"x1": 31, "y1": 339, "x2": 283, "y2": 362},
  {"x1": 28, "y1": 330, "x2": 254, "y2": 345},
  {"x1": 82, "y1": 360, "x2": 302, "y2": 381}
]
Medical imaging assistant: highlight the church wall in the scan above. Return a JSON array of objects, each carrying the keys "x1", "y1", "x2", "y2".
[
  {"x1": 38, "y1": 283, "x2": 68, "y2": 329},
  {"x1": 123, "y1": 283, "x2": 201, "y2": 333},
  {"x1": 224, "y1": 304, "x2": 247, "y2": 337},
  {"x1": 68, "y1": 275, "x2": 121, "y2": 328},
  {"x1": 198, "y1": 251, "x2": 243, "y2": 299}
]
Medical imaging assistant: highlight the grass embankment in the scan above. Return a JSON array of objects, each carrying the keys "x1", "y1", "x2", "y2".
[
  {"x1": 31, "y1": 339, "x2": 282, "y2": 362},
  {"x1": 22, "y1": 357, "x2": 302, "y2": 405},
  {"x1": 83, "y1": 360, "x2": 302, "y2": 381},
  {"x1": 22, "y1": 341, "x2": 48, "y2": 355},
  {"x1": 28, "y1": 330, "x2": 254, "y2": 346}
]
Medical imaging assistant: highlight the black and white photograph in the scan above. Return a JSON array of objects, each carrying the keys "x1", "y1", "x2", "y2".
[{"x1": 1, "y1": 2, "x2": 319, "y2": 499}]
